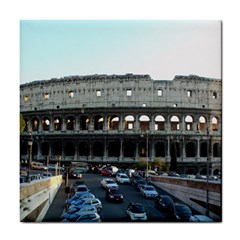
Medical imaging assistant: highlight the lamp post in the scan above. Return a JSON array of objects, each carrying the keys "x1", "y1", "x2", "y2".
[
  {"x1": 141, "y1": 131, "x2": 149, "y2": 179},
  {"x1": 27, "y1": 138, "x2": 33, "y2": 182},
  {"x1": 206, "y1": 125, "x2": 210, "y2": 216}
]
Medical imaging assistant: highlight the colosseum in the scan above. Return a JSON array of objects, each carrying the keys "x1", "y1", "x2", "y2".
[{"x1": 20, "y1": 73, "x2": 222, "y2": 175}]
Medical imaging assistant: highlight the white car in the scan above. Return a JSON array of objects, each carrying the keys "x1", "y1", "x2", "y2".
[
  {"x1": 75, "y1": 184, "x2": 90, "y2": 195},
  {"x1": 140, "y1": 185, "x2": 159, "y2": 199},
  {"x1": 116, "y1": 173, "x2": 130, "y2": 184},
  {"x1": 126, "y1": 202, "x2": 147, "y2": 221},
  {"x1": 71, "y1": 198, "x2": 102, "y2": 212},
  {"x1": 62, "y1": 211, "x2": 101, "y2": 222},
  {"x1": 100, "y1": 178, "x2": 119, "y2": 190}
]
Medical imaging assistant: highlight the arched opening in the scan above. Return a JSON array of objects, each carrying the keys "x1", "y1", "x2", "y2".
[
  {"x1": 139, "y1": 141, "x2": 150, "y2": 157},
  {"x1": 108, "y1": 141, "x2": 120, "y2": 157},
  {"x1": 93, "y1": 141, "x2": 104, "y2": 156},
  {"x1": 139, "y1": 115, "x2": 150, "y2": 131},
  {"x1": 186, "y1": 168, "x2": 197, "y2": 175},
  {"x1": 212, "y1": 117, "x2": 218, "y2": 131},
  {"x1": 123, "y1": 141, "x2": 135, "y2": 157},
  {"x1": 200, "y1": 142, "x2": 208, "y2": 157},
  {"x1": 108, "y1": 115, "x2": 119, "y2": 130},
  {"x1": 155, "y1": 115, "x2": 165, "y2": 131},
  {"x1": 66, "y1": 116, "x2": 74, "y2": 130},
  {"x1": 54, "y1": 117, "x2": 62, "y2": 131},
  {"x1": 33, "y1": 142, "x2": 38, "y2": 156},
  {"x1": 42, "y1": 142, "x2": 49, "y2": 156},
  {"x1": 20, "y1": 141, "x2": 28, "y2": 155},
  {"x1": 42, "y1": 117, "x2": 50, "y2": 131},
  {"x1": 32, "y1": 118, "x2": 39, "y2": 131},
  {"x1": 52, "y1": 141, "x2": 62, "y2": 156},
  {"x1": 198, "y1": 116, "x2": 206, "y2": 131},
  {"x1": 185, "y1": 115, "x2": 193, "y2": 131},
  {"x1": 79, "y1": 142, "x2": 89, "y2": 156},
  {"x1": 80, "y1": 115, "x2": 89, "y2": 130},
  {"x1": 65, "y1": 142, "x2": 75, "y2": 156},
  {"x1": 213, "y1": 142, "x2": 221, "y2": 157},
  {"x1": 185, "y1": 142, "x2": 195, "y2": 157},
  {"x1": 155, "y1": 142, "x2": 165, "y2": 157},
  {"x1": 124, "y1": 115, "x2": 135, "y2": 130},
  {"x1": 170, "y1": 142, "x2": 180, "y2": 171},
  {"x1": 170, "y1": 116, "x2": 180, "y2": 131},
  {"x1": 94, "y1": 115, "x2": 103, "y2": 130}
]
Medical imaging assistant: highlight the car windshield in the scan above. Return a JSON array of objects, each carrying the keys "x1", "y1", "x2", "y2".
[
  {"x1": 131, "y1": 204, "x2": 145, "y2": 213},
  {"x1": 145, "y1": 186, "x2": 155, "y2": 191},
  {"x1": 121, "y1": 176, "x2": 128, "y2": 179},
  {"x1": 77, "y1": 187, "x2": 88, "y2": 191},
  {"x1": 106, "y1": 180, "x2": 115, "y2": 184},
  {"x1": 110, "y1": 190, "x2": 120, "y2": 194},
  {"x1": 175, "y1": 205, "x2": 191, "y2": 213},
  {"x1": 67, "y1": 207, "x2": 79, "y2": 214}
]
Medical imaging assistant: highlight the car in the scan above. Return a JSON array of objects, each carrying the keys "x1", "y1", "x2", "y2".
[
  {"x1": 31, "y1": 161, "x2": 47, "y2": 171},
  {"x1": 48, "y1": 164, "x2": 65, "y2": 172},
  {"x1": 126, "y1": 202, "x2": 147, "y2": 221},
  {"x1": 100, "y1": 178, "x2": 119, "y2": 190},
  {"x1": 71, "y1": 198, "x2": 102, "y2": 212},
  {"x1": 65, "y1": 192, "x2": 95, "y2": 206},
  {"x1": 189, "y1": 215, "x2": 214, "y2": 222},
  {"x1": 41, "y1": 172, "x2": 53, "y2": 178},
  {"x1": 20, "y1": 167, "x2": 28, "y2": 175},
  {"x1": 140, "y1": 185, "x2": 159, "y2": 199},
  {"x1": 75, "y1": 184, "x2": 90, "y2": 195},
  {"x1": 75, "y1": 211, "x2": 101, "y2": 222},
  {"x1": 155, "y1": 195, "x2": 176, "y2": 216},
  {"x1": 61, "y1": 205, "x2": 98, "y2": 221},
  {"x1": 69, "y1": 170, "x2": 82, "y2": 179},
  {"x1": 105, "y1": 189, "x2": 124, "y2": 202},
  {"x1": 99, "y1": 168, "x2": 113, "y2": 176},
  {"x1": 131, "y1": 175, "x2": 142, "y2": 186},
  {"x1": 174, "y1": 203, "x2": 193, "y2": 221},
  {"x1": 135, "y1": 179, "x2": 148, "y2": 191},
  {"x1": 116, "y1": 173, "x2": 130, "y2": 184},
  {"x1": 71, "y1": 180, "x2": 85, "y2": 193}
]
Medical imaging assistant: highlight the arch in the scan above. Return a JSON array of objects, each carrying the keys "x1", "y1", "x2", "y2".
[
  {"x1": 94, "y1": 115, "x2": 103, "y2": 130},
  {"x1": 186, "y1": 168, "x2": 197, "y2": 175},
  {"x1": 23, "y1": 118, "x2": 29, "y2": 132},
  {"x1": 155, "y1": 142, "x2": 165, "y2": 157},
  {"x1": 213, "y1": 142, "x2": 221, "y2": 157},
  {"x1": 52, "y1": 141, "x2": 62, "y2": 156},
  {"x1": 79, "y1": 142, "x2": 90, "y2": 156},
  {"x1": 80, "y1": 115, "x2": 89, "y2": 130},
  {"x1": 170, "y1": 142, "x2": 180, "y2": 171},
  {"x1": 42, "y1": 117, "x2": 50, "y2": 131},
  {"x1": 108, "y1": 141, "x2": 120, "y2": 157},
  {"x1": 170, "y1": 116, "x2": 180, "y2": 131},
  {"x1": 200, "y1": 142, "x2": 208, "y2": 157},
  {"x1": 185, "y1": 142, "x2": 195, "y2": 157},
  {"x1": 53, "y1": 117, "x2": 62, "y2": 131},
  {"x1": 66, "y1": 116, "x2": 75, "y2": 130},
  {"x1": 124, "y1": 115, "x2": 135, "y2": 130},
  {"x1": 198, "y1": 115, "x2": 207, "y2": 131},
  {"x1": 20, "y1": 141, "x2": 28, "y2": 155},
  {"x1": 32, "y1": 117, "x2": 39, "y2": 131},
  {"x1": 185, "y1": 115, "x2": 193, "y2": 131},
  {"x1": 33, "y1": 142, "x2": 38, "y2": 156},
  {"x1": 155, "y1": 115, "x2": 165, "y2": 130},
  {"x1": 139, "y1": 115, "x2": 150, "y2": 131},
  {"x1": 42, "y1": 142, "x2": 49, "y2": 156},
  {"x1": 108, "y1": 115, "x2": 119, "y2": 130},
  {"x1": 139, "y1": 140, "x2": 150, "y2": 157},
  {"x1": 212, "y1": 116, "x2": 218, "y2": 131},
  {"x1": 123, "y1": 141, "x2": 135, "y2": 157},
  {"x1": 65, "y1": 142, "x2": 75, "y2": 156},
  {"x1": 93, "y1": 141, "x2": 104, "y2": 156}
]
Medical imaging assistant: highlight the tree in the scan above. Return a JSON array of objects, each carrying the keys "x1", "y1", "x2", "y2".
[{"x1": 20, "y1": 113, "x2": 26, "y2": 133}]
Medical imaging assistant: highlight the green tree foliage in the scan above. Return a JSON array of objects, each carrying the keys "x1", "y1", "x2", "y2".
[{"x1": 20, "y1": 113, "x2": 26, "y2": 133}]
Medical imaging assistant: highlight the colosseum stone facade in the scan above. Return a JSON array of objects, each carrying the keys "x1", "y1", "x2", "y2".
[{"x1": 20, "y1": 73, "x2": 222, "y2": 175}]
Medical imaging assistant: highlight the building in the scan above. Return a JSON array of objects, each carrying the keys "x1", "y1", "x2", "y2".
[{"x1": 20, "y1": 74, "x2": 222, "y2": 175}]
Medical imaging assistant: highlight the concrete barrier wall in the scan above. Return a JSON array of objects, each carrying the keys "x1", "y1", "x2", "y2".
[
  {"x1": 20, "y1": 175, "x2": 62, "y2": 222},
  {"x1": 150, "y1": 176, "x2": 222, "y2": 220}
]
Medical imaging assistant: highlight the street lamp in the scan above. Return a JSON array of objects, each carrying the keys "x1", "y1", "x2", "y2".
[
  {"x1": 27, "y1": 138, "x2": 33, "y2": 182},
  {"x1": 141, "y1": 131, "x2": 149, "y2": 179}
]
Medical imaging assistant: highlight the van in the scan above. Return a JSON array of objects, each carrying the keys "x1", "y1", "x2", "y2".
[{"x1": 31, "y1": 162, "x2": 47, "y2": 171}]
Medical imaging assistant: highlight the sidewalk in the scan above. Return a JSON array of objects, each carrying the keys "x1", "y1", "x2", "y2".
[{"x1": 42, "y1": 182, "x2": 67, "y2": 222}]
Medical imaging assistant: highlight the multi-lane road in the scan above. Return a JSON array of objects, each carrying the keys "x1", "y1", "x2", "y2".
[{"x1": 57, "y1": 173, "x2": 199, "y2": 222}]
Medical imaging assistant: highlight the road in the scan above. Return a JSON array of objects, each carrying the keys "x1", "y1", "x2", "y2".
[{"x1": 60, "y1": 173, "x2": 197, "y2": 222}]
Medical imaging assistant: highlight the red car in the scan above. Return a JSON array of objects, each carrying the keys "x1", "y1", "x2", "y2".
[{"x1": 99, "y1": 168, "x2": 113, "y2": 176}]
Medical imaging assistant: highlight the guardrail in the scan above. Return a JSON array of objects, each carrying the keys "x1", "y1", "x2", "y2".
[
  {"x1": 150, "y1": 175, "x2": 221, "y2": 220},
  {"x1": 20, "y1": 175, "x2": 62, "y2": 222}
]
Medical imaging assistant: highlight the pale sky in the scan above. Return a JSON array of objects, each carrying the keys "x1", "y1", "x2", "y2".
[{"x1": 20, "y1": 20, "x2": 221, "y2": 84}]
